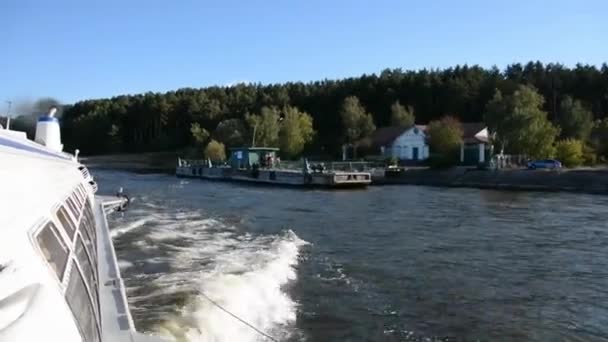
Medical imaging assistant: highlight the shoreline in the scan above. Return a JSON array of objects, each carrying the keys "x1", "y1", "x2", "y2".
[
  {"x1": 83, "y1": 153, "x2": 608, "y2": 195},
  {"x1": 373, "y1": 168, "x2": 608, "y2": 195},
  {"x1": 81, "y1": 152, "x2": 178, "y2": 174}
]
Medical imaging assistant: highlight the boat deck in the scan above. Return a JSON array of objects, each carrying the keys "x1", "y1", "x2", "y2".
[
  {"x1": 176, "y1": 163, "x2": 371, "y2": 188},
  {"x1": 96, "y1": 196, "x2": 167, "y2": 342}
]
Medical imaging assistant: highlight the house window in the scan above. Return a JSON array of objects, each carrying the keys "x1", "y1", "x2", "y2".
[{"x1": 35, "y1": 222, "x2": 69, "y2": 280}]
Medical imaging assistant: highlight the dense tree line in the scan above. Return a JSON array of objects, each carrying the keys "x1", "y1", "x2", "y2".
[{"x1": 54, "y1": 62, "x2": 608, "y2": 158}]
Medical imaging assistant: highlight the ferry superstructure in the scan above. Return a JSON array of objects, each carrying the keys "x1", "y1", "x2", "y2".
[{"x1": 0, "y1": 108, "x2": 165, "y2": 342}]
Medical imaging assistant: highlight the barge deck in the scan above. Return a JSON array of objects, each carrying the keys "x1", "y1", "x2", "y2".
[{"x1": 176, "y1": 147, "x2": 371, "y2": 188}]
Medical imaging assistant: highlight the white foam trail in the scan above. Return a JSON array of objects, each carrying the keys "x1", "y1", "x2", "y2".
[
  {"x1": 153, "y1": 226, "x2": 307, "y2": 342},
  {"x1": 118, "y1": 259, "x2": 134, "y2": 269},
  {"x1": 183, "y1": 232, "x2": 305, "y2": 342},
  {"x1": 114, "y1": 205, "x2": 308, "y2": 342},
  {"x1": 111, "y1": 217, "x2": 150, "y2": 238}
]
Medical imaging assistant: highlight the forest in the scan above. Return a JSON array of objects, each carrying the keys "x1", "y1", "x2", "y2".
[{"x1": 6, "y1": 62, "x2": 608, "y2": 161}]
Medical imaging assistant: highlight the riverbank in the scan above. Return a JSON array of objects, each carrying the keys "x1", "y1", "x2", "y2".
[
  {"x1": 82, "y1": 153, "x2": 608, "y2": 195},
  {"x1": 374, "y1": 167, "x2": 608, "y2": 195},
  {"x1": 81, "y1": 152, "x2": 178, "y2": 173}
]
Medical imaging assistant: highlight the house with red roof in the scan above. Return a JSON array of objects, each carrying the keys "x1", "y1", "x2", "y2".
[
  {"x1": 365, "y1": 122, "x2": 492, "y2": 165},
  {"x1": 365, "y1": 124, "x2": 429, "y2": 161}
]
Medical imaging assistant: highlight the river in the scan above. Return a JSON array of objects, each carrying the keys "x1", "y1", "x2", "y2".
[{"x1": 93, "y1": 169, "x2": 608, "y2": 342}]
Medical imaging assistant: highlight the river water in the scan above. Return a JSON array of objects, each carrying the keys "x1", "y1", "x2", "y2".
[{"x1": 94, "y1": 169, "x2": 608, "y2": 342}]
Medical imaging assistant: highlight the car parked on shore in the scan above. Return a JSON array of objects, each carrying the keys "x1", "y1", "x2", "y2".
[{"x1": 527, "y1": 159, "x2": 562, "y2": 170}]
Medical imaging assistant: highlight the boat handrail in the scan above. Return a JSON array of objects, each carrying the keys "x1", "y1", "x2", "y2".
[{"x1": 178, "y1": 158, "x2": 384, "y2": 172}]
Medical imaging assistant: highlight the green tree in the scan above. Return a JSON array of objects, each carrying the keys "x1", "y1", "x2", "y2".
[
  {"x1": 204, "y1": 139, "x2": 226, "y2": 161},
  {"x1": 557, "y1": 96, "x2": 593, "y2": 140},
  {"x1": 427, "y1": 116, "x2": 463, "y2": 165},
  {"x1": 190, "y1": 123, "x2": 209, "y2": 145},
  {"x1": 582, "y1": 144, "x2": 598, "y2": 165},
  {"x1": 213, "y1": 118, "x2": 246, "y2": 147},
  {"x1": 279, "y1": 106, "x2": 315, "y2": 158},
  {"x1": 59, "y1": 63, "x2": 608, "y2": 157},
  {"x1": 555, "y1": 139, "x2": 584, "y2": 167},
  {"x1": 340, "y1": 96, "x2": 375, "y2": 157},
  {"x1": 246, "y1": 106, "x2": 280, "y2": 147},
  {"x1": 70, "y1": 111, "x2": 115, "y2": 155},
  {"x1": 390, "y1": 101, "x2": 415, "y2": 127},
  {"x1": 108, "y1": 124, "x2": 122, "y2": 152},
  {"x1": 590, "y1": 119, "x2": 608, "y2": 160},
  {"x1": 484, "y1": 89, "x2": 509, "y2": 151},
  {"x1": 485, "y1": 85, "x2": 559, "y2": 158}
]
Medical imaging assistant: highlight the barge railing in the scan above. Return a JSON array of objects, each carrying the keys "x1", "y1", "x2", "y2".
[{"x1": 178, "y1": 157, "x2": 385, "y2": 173}]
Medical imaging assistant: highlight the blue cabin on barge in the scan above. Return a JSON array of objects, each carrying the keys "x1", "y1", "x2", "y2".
[{"x1": 229, "y1": 147, "x2": 279, "y2": 169}]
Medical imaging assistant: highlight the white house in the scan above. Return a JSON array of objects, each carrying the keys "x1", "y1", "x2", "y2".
[
  {"x1": 460, "y1": 123, "x2": 491, "y2": 165},
  {"x1": 367, "y1": 125, "x2": 429, "y2": 161}
]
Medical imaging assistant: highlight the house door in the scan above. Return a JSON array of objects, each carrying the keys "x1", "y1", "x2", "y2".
[{"x1": 412, "y1": 147, "x2": 419, "y2": 160}]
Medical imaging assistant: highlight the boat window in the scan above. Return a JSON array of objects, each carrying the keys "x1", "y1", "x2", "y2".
[
  {"x1": 82, "y1": 200, "x2": 97, "y2": 248},
  {"x1": 78, "y1": 185, "x2": 88, "y2": 201},
  {"x1": 80, "y1": 217, "x2": 97, "y2": 262},
  {"x1": 72, "y1": 190, "x2": 84, "y2": 207},
  {"x1": 56, "y1": 206, "x2": 76, "y2": 241},
  {"x1": 78, "y1": 185, "x2": 86, "y2": 199},
  {"x1": 79, "y1": 213, "x2": 97, "y2": 266},
  {"x1": 75, "y1": 235, "x2": 98, "y2": 318},
  {"x1": 66, "y1": 264, "x2": 101, "y2": 342},
  {"x1": 66, "y1": 196, "x2": 81, "y2": 220},
  {"x1": 36, "y1": 222, "x2": 69, "y2": 280}
]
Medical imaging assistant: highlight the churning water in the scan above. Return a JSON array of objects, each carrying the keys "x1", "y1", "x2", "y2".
[{"x1": 95, "y1": 170, "x2": 608, "y2": 342}]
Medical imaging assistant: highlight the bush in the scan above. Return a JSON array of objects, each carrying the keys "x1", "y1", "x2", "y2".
[
  {"x1": 386, "y1": 156, "x2": 399, "y2": 166},
  {"x1": 590, "y1": 118, "x2": 608, "y2": 160},
  {"x1": 582, "y1": 144, "x2": 597, "y2": 166},
  {"x1": 427, "y1": 116, "x2": 463, "y2": 156},
  {"x1": 427, "y1": 152, "x2": 459, "y2": 169},
  {"x1": 204, "y1": 140, "x2": 226, "y2": 161},
  {"x1": 554, "y1": 139, "x2": 583, "y2": 167}
]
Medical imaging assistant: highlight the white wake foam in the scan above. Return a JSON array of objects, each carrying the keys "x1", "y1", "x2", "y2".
[
  {"x1": 177, "y1": 231, "x2": 306, "y2": 342},
  {"x1": 115, "y1": 211, "x2": 307, "y2": 342},
  {"x1": 111, "y1": 217, "x2": 150, "y2": 238}
]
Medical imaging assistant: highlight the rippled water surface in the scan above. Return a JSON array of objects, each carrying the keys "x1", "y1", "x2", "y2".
[{"x1": 94, "y1": 170, "x2": 608, "y2": 342}]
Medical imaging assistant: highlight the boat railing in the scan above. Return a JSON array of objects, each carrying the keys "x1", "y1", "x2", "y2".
[
  {"x1": 275, "y1": 160, "x2": 302, "y2": 170},
  {"x1": 178, "y1": 157, "x2": 383, "y2": 173},
  {"x1": 306, "y1": 161, "x2": 385, "y2": 173},
  {"x1": 253, "y1": 160, "x2": 378, "y2": 173},
  {"x1": 178, "y1": 158, "x2": 228, "y2": 168}
]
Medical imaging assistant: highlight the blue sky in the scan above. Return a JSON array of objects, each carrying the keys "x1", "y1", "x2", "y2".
[{"x1": 1, "y1": 0, "x2": 607, "y2": 106}]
